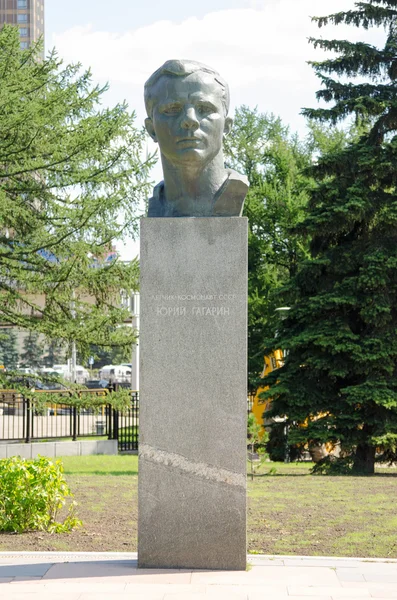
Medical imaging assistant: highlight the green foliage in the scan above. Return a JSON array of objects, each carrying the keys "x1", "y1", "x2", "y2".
[
  {"x1": 0, "y1": 328, "x2": 18, "y2": 369},
  {"x1": 43, "y1": 338, "x2": 65, "y2": 367},
  {"x1": 87, "y1": 342, "x2": 131, "y2": 369},
  {"x1": 247, "y1": 412, "x2": 269, "y2": 478},
  {"x1": 311, "y1": 456, "x2": 356, "y2": 475},
  {"x1": 20, "y1": 331, "x2": 43, "y2": 369},
  {"x1": 224, "y1": 108, "x2": 353, "y2": 391},
  {"x1": 264, "y1": 0, "x2": 397, "y2": 475},
  {"x1": 0, "y1": 26, "x2": 154, "y2": 353},
  {"x1": 266, "y1": 421, "x2": 304, "y2": 463},
  {"x1": 0, "y1": 370, "x2": 133, "y2": 413},
  {"x1": 224, "y1": 107, "x2": 312, "y2": 388},
  {"x1": 266, "y1": 466, "x2": 278, "y2": 475},
  {"x1": 247, "y1": 412, "x2": 266, "y2": 447},
  {"x1": 0, "y1": 456, "x2": 82, "y2": 533}
]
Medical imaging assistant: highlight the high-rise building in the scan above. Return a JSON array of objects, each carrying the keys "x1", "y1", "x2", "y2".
[{"x1": 0, "y1": 0, "x2": 44, "y2": 50}]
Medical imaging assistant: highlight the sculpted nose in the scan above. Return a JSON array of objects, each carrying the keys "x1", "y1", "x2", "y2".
[{"x1": 181, "y1": 107, "x2": 199, "y2": 130}]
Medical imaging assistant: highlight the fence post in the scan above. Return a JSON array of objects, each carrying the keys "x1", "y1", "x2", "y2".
[
  {"x1": 113, "y1": 408, "x2": 119, "y2": 443},
  {"x1": 107, "y1": 404, "x2": 112, "y2": 440},
  {"x1": 133, "y1": 391, "x2": 139, "y2": 450},
  {"x1": 72, "y1": 405, "x2": 78, "y2": 441},
  {"x1": 25, "y1": 397, "x2": 31, "y2": 443}
]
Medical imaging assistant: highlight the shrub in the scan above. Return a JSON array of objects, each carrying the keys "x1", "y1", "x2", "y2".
[
  {"x1": 0, "y1": 455, "x2": 82, "y2": 533},
  {"x1": 266, "y1": 422, "x2": 304, "y2": 462},
  {"x1": 311, "y1": 455, "x2": 356, "y2": 475}
]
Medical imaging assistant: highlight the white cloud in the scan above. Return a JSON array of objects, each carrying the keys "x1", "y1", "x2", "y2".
[
  {"x1": 51, "y1": 8, "x2": 313, "y2": 85},
  {"x1": 52, "y1": 3, "x2": 384, "y2": 119},
  {"x1": 50, "y1": 1, "x2": 385, "y2": 259}
]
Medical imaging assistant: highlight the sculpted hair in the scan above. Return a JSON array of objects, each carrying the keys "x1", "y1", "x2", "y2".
[{"x1": 144, "y1": 59, "x2": 230, "y2": 118}]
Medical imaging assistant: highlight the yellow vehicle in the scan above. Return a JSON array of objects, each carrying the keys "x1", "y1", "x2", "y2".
[
  {"x1": 250, "y1": 350, "x2": 340, "y2": 461},
  {"x1": 250, "y1": 348, "x2": 284, "y2": 433}
]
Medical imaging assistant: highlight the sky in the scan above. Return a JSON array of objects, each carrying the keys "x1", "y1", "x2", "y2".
[{"x1": 45, "y1": 0, "x2": 384, "y2": 260}]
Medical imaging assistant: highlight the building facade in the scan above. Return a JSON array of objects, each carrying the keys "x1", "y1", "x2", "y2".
[{"x1": 0, "y1": 0, "x2": 44, "y2": 50}]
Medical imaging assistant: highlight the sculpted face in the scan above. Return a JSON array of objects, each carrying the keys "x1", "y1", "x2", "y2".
[{"x1": 145, "y1": 72, "x2": 233, "y2": 167}]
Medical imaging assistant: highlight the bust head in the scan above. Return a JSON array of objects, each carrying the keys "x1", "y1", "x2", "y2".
[
  {"x1": 144, "y1": 60, "x2": 230, "y2": 118},
  {"x1": 144, "y1": 60, "x2": 233, "y2": 168},
  {"x1": 144, "y1": 59, "x2": 248, "y2": 218}
]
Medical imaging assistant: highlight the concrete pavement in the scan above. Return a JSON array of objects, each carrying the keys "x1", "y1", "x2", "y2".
[{"x1": 0, "y1": 552, "x2": 397, "y2": 599}]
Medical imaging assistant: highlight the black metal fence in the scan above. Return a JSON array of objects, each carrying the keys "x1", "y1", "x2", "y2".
[
  {"x1": 115, "y1": 392, "x2": 139, "y2": 452},
  {"x1": 0, "y1": 389, "x2": 139, "y2": 452}
]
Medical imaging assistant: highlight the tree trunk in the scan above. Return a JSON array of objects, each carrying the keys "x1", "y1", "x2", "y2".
[{"x1": 353, "y1": 444, "x2": 375, "y2": 474}]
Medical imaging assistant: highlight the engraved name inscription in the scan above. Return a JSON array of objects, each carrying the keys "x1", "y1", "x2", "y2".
[
  {"x1": 156, "y1": 306, "x2": 230, "y2": 317},
  {"x1": 150, "y1": 294, "x2": 236, "y2": 301},
  {"x1": 151, "y1": 291, "x2": 239, "y2": 317}
]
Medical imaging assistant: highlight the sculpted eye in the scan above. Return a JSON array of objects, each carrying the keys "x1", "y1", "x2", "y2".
[
  {"x1": 197, "y1": 102, "x2": 216, "y2": 114},
  {"x1": 161, "y1": 104, "x2": 182, "y2": 115}
]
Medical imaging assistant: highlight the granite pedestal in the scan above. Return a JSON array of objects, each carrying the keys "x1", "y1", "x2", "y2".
[{"x1": 138, "y1": 217, "x2": 247, "y2": 570}]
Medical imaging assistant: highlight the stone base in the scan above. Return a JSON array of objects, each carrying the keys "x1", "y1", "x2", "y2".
[{"x1": 138, "y1": 218, "x2": 247, "y2": 570}]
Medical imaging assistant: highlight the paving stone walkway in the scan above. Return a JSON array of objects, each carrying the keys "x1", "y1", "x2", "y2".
[{"x1": 0, "y1": 552, "x2": 396, "y2": 599}]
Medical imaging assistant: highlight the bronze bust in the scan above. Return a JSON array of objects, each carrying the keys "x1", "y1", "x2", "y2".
[{"x1": 144, "y1": 59, "x2": 248, "y2": 217}]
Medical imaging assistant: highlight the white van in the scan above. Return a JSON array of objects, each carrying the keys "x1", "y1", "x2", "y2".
[
  {"x1": 52, "y1": 364, "x2": 90, "y2": 384},
  {"x1": 98, "y1": 364, "x2": 131, "y2": 383}
]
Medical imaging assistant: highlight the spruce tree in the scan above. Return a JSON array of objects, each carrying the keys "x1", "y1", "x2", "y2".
[
  {"x1": 0, "y1": 328, "x2": 19, "y2": 370},
  {"x1": 43, "y1": 338, "x2": 64, "y2": 367},
  {"x1": 223, "y1": 107, "x2": 351, "y2": 391},
  {"x1": 20, "y1": 332, "x2": 43, "y2": 370},
  {"x1": 264, "y1": 1, "x2": 397, "y2": 473}
]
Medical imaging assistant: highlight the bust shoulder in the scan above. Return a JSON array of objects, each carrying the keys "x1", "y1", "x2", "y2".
[{"x1": 147, "y1": 169, "x2": 249, "y2": 218}]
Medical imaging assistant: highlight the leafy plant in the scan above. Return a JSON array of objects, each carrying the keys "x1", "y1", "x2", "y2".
[
  {"x1": 247, "y1": 412, "x2": 269, "y2": 479},
  {"x1": 311, "y1": 456, "x2": 355, "y2": 476},
  {"x1": 266, "y1": 421, "x2": 304, "y2": 463},
  {"x1": 267, "y1": 466, "x2": 278, "y2": 475},
  {"x1": 0, "y1": 456, "x2": 82, "y2": 533}
]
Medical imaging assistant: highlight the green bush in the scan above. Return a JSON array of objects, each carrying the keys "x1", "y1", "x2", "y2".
[
  {"x1": 0, "y1": 455, "x2": 82, "y2": 533},
  {"x1": 311, "y1": 455, "x2": 355, "y2": 475},
  {"x1": 266, "y1": 422, "x2": 304, "y2": 462}
]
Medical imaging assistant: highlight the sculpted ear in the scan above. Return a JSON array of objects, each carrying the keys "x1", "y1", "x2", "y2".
[
  {"x1": 224, "y1": 116, "x2": 233, "y2": 136},
  {"x1": 145, "y1": 118, "x2": 158, "y2": 143}
]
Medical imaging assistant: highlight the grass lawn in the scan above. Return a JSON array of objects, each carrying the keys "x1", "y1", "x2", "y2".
[
  {"x1": 61, "y1": 454, "x2": 138, "y2": 476},
  {"x1": 0, "y1": 455, "x2": 396, "y2": 557}
]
